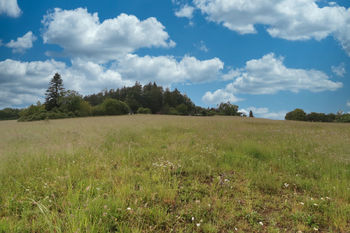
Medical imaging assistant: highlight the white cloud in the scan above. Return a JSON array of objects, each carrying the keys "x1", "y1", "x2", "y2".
[
  {"x1": 0, "y1": 0, "x2": 21, "y2": 17},
  {"x1": 116, "y1": 54, "x2": 224, "y2": 85},
  {"x1": 227, "y1": 53, "x2": 342, "y2": 94},
  {"x1": 331, "y1": 63, "x2": 346, "y2": 77},
  {"x1": 202, "y1": 89, "x2": 242, "y2": 104},
  {"x1": 0, "y1": 54, "x2": 225, "y2": 108},
  {"x1": 42, "y1": 8, "x2": 175, "y2": 62},
  {"x1": 202, "y1": 53, "x2": 343, "y2": 104},
  {"x1": 175, "y1": 4, "x2": 195, "y2": 19},
  {"x1": 0, "y1": 59, "x2": 66, "y2": 108},
  {"x1": 0, "y1": 59, "x2": 131, "y2": 109},
  {"x1": 5, "y1": 31, "x2": 37, "y2": 53},
  {"x1": 239, "y1": 106, "x2": 287, "y2": 120},
  {"x1": 193, "y1": 0, "x2": 350, "y2": 55},
  {"x1": 195, "y1": 40, "x2": 208, "y2": 52}
]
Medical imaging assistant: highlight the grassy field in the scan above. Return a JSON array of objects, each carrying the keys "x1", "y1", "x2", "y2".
[{"x1": 0, "y1": 115, "x2": 350, "y2": 232}]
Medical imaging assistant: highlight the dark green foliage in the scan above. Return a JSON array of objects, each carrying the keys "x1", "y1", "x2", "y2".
[
  {"x1": 285, "y1": 108, "x2": 307, "y2": 121},
  {"x1": 337, "y1": 113, "x2": 350, "y2": 122},
  {"x1": 285, "y1": 109, "x2": 350, "y2": 123},
  {"x1": 249, "y1": 110, "x2": 254, "y2": 118},
  {"x1": 0, "y1": 108, "x2": 21, "y2": 120},
  {"x1": 84, "y1": 83, "x2": 197, "y2": 116},
  {"x1": 18, "y1": 103, "x2": 70, "y2": 121},
  {"x1": 136, "y1": 107, "x2": 152, "y2": 114},
  {"x1": 59, "y1": 90, "x2": 92, "y2": 117},
  {"x1": 176, "y1": 104, "x2": 189, "y2": 115},
  {"x1": 217, "y1": 102, "x2": 241, "y2": 116},
  {"x1": 45, "y1": 73, "x2": 65, "y2": 111},
  {"x1": 93, "y1": 99, "x2": 130, "y2": 116}
]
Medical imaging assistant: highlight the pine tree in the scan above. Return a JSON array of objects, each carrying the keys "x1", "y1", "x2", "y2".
[
  {"x1": 45, "y1": 73, "x2": 65, "y2": 111},
  {"x1": 249, "y1": 110, "x2": 254, "y2": 118}
]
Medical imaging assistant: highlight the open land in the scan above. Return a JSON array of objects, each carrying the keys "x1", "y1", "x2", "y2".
[{"x1": 0, "y1": 115, "x2": 350, "y2": 232}]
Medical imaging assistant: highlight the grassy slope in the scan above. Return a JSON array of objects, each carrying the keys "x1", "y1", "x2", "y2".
[{"x1": 0, "y1": 115, "x2": 349, "y2": 232}]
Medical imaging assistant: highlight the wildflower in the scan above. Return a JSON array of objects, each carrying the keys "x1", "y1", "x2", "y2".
[
  {"x1": 259, "y1": 221, "x2": 264, "y2": 226},
  {"x1": 284, "y1": 183, "x2": 289, "y2": 188},
  {"x1": 104, "y1": 205, "x2": 108, "y2": 209},
  {"x1": 224, "y1": 179, "x2": 229, "y2": 182},
  {"x1": 326, "y1": 196, "x2": 331, "y2": 200},
  {"x1": 313, "y1": 227, "x2": 318, "y2": 231},
  {"x1": 85, "y1": 186, "x2": 91, "y2": 191},
  {"x1": 300, "y1": 202, "x2": 305, "y2": 205},
  {"x1": 103, "y1": 212, "x2": 107, "y2": 216},
  {"x1": 196, "y1": 223, "x2": 201, "y2": 227},
  {"x1": 207, "y1": 204, "x2": 211, "y2": 207},
  {"x1": 195, "y1": 200, "x2": 200, "y2": 204},
  {"x1": 320, "y1": 197, "x2": 324, "y2": 201},
  {"x1": 191, "y1": 217, "x2": 195, "y2": 221},
  {"x1": 313, "y1": 203, "x2": 318, "y2": 206},
  {"x1": 127, "y1": 207, "x2": 132, "y2": 211},
  {"x1": 234, "y1": 227, "x2": 238, "y2": 231}
]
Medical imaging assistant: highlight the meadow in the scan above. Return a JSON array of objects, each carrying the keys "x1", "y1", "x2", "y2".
[{"x1": 0, "y1": 115, "x2": 349, "y2": 232}]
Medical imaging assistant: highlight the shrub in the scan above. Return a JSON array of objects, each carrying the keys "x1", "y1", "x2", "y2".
[
  {"x1": 137, "y1": 107, "x2": 152, "y2": 114},
  {"x1": 285, "y1": 109, "x2": 307, "y2": 121},
  {"x1": 94, "y1": 98, "x2": 130, "y2": 116}
]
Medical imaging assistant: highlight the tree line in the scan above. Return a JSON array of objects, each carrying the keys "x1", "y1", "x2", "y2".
[
  {"x1": 0, "y1": 73, "x2": 244, "y2": 121},
  {"x1": 285, "y1": 108, "x2": 350, "y2": 123}
]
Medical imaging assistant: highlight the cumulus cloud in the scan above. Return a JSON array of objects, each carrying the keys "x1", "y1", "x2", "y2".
[
  {"x1": 116, "y1": 54, "x2": 224, "y2": 85},
  {"x1": 42, "y1": 8, "x2": 175, "y2": 62},
  {"x1": 5, "y1": 31, "x2": 37, "y2": 53},
  {"x1": 331, "y1": 63, "x2": 346, "y2": 77},
  {"x1": 0, "y1": 59, "x2": 66, "y2": 108},
  {"x1": 0, "y1": 0, "x2": 21, "y2": 17},
  {"x1": 193, "y1": 0, "x2": 350, "y2": 55},
  {"x1": 202, "y1": 89, "x2": 242, "y2": 104},
  {"x1": 0, "y1": 54, "x2": 225, "y2": 108},
  {"x1": 175, "y1": 4, "x2": 195, "y2": 19},
  {"x1": 239, "y1": 107, "x2": 287, "y2": 120},
  {"x1": 202, "y1": 53, "x2": 343, "y2": 104},
  {"x1": 0, "y1": 59, "x2": 131, "y2": 108},
  {"x1": 195, "y1": 40, "x2": 208, "y2": 52}
]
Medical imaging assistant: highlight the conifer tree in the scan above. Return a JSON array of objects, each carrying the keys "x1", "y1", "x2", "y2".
[{"x1": 45, "y1": 73, "x2": 65, "y2": 111}]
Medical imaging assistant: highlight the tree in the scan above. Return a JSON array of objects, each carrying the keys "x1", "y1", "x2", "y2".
[
  {"x1": 45, "y1": 73, "x2": 65, "y2": 111},
  {"x1": 217, "y1": 102, "x2": 240, "y2": 116},
  {"x1": 285, "y1": 108, "x2": 306, "y2": 121},
  {"x1": 249, "y1": 110, "x2": 254, "y2": 118}
]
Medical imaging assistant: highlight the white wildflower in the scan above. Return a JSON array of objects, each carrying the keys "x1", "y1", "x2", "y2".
[
  {"x1": 259, "y1": 221, "x2": 264, "y2": 226},
  {"x1": 196, "y1": 223, "x2": 201, "y2": 227}
]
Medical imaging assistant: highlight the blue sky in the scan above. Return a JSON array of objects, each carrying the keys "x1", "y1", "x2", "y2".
[{"x1": 0, "y1": 0, "x2": 349, "y2": 119}]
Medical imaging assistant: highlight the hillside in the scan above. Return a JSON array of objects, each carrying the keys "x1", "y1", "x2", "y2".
[{"x1": 0, "y1": 115, "x2": 350, "y2": 232}]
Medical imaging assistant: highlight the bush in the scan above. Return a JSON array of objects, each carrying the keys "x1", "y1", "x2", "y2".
[
  {"x1": 137, "y1": 107, "x2": 152, "y2": 114},
  {"x1": 176, "y1": 104, "x2": 188, "y2": 115},
  {"x1": 93, "y1": 98, "x2": 130, "y2": 116},
  {"x1": 285, "y1": 109, "x2": 307, "y2": 121},
  {"x1": 0, "y1": 108, "x2": 21, "y2": 120}
]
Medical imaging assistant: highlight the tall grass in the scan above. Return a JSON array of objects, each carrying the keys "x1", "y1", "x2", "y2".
[{"x1": 0, "y1": 115, "x2": 349, "y2": 232}]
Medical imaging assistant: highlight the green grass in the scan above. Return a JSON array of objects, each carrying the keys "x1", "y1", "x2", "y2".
[{"x1": 0, "y1": 115, "x2": 350, "y2": 232}]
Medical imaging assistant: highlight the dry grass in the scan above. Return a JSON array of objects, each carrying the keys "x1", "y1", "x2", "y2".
[{"x1": 0, "y1": 115, "x2": 350, "y2": 232}]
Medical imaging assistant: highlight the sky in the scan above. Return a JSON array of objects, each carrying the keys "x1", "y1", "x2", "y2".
[{"x1": 0, "y1": 0, "x2": 350, "y2": 119}]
